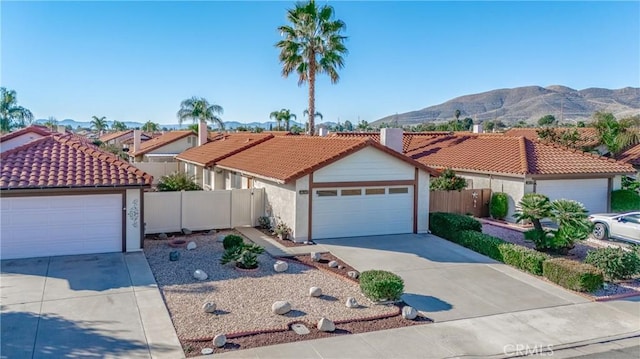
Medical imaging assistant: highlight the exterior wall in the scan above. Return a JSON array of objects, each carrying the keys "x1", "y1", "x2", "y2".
[
  {"x1": 313, "y1": 147, "x2": 414, "y2": 182},
  {"x1": 460, "y1": 173, "x2": 525, "y2": 221},
  {"x1": 1, "y1": 133, "x2": 46, "y2": 153},
  {"x1": 417, "y1": 170, "x2": 430, "y2": 233},
  {"x1": 147, "y1": 136, "x2": 196, "y2": 155},
  {"x1": 294, "y1": 175, "x2": 310, "y2": 242},
  {"x1": 253, "y1": 179, "x2": 297, "y2": 238},
  {"x1": 613, "y1": 175, "x2": 623, "y2": 191},
  {"x1": 125, "y1": 189, "x2": 143, "y2": 252},
  {"x1": 213, "y1": 166, "x2": 226, "y2": 190}
]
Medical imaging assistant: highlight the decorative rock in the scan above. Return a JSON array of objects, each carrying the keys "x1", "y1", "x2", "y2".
[
  {"x1": 345, "y1": 297, "x2": 358, "y2": 308},
  {"x1": 273, "y1": 260, "x2": 289, "y2": 272},
  {"x1": 347, "y1": 271, "x2": 359, "y2": 279},
  {"x1": 201, "y1": 348, "x2": 214, "y2": 355},
  {"x1": 158, "y1": 233, "x2": 168, "y2": 240},
  {"x1": 193, "y1": 269, "x2": 208, "y2": 281},
  {"x1": 182, "y1": 228, "x2": 192, "y2": 235},
  {"x1": 338, "y1": 265, "x2": 345, "y2": 270},
  {"x1": 291, "y1": 323, "x2": 310, "y2": 335},
  {"x1": 317, "y1": 317, "x2": 335, "y2": 332},
  {"x1": 304, "y1": 241, "x2": 314, "y2": 245},
  {"x1": 187, "y1": 241, "x2": 197, "y2": 250},
  {"x1": 202, "y1": 302, "x2": 216, "y2": 313},
  {"x1": 328, "y1": 260, "x2": 339, "y2": 268},
  {"x1": 208, "y1": 229, "x2": 217, "y2": 235},
  {"x1": 309, "y1": 287, "x2": 322, "y2": 297},
  {"x1": 402, "y1": 306, "x2": 418, "y2": 320},
  {"x1": 272, "y1": 301, "x2": 291, "y2": 315},
  {"x1": 213, "y1": 334, "x2": 226, "y2": 348},
  {"x1": 169, "y1": 251, "x2": 180, "y2": 261},
  {"x1": 310, "y1": 252, "x2": 321, "y2": 262},
  {"x1": 217, "y1": 235, "x2": 225, "y2": 242}
]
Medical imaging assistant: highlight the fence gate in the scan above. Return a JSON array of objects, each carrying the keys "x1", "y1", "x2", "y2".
[{"x1": 429, "y1": 189, "x2": 491, "y2": 217}]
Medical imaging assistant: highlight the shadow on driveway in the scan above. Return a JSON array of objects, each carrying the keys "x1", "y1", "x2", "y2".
[{"x1": 402, "y1": 293, "x2": 453, "y2": 313}]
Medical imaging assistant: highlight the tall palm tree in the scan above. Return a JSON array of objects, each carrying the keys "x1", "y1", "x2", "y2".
[
  {"x1": 302, "y1": 109, "x2": 323, "y2": 133},
  {"x1": 269, "y1": 110, "x2": 284, "y2": 131},
  {"x1": 1, "y1": 87, "x2": 34, "y2": 132},
  {"x1": 142, "y1": 121, "x2": 160, "y2": 132},
  {"x1": 177, "y1": 97, "x2": 224, "y2": 130},
  {"x1": 91, "y1": 116, "x2": 109, "y2": 135},
  {"x1": 276, "y1": 0, "x2": 347, "y2": 136},
  {"x1": 111, "y1": 120, "x2": 128, "y2": 131},
  {"x1": 270, "y1": 109, "x2": 297, "y2": 131}
]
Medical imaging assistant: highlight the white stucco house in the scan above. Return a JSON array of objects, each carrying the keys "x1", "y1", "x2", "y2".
[
  {"x1": 0, "y1": 133, "x2": 152, "y2": 259},
  {"x1": 215, "y1": 129, "x2": 439, "y2": 241},
  {"x1": 128, "y1": 130, "x2": 199, "y2": 163}
]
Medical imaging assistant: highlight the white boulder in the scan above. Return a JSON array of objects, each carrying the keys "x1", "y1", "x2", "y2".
[
  {"x1": 193, "y1": 269, "x2": 208, "y2": 281},
  {"x1": 202, "y1": 302, "x2": 216, "y2": 313},
  {"x1": 402, "y1": 306, "x2": 418, "y2": 320},
  {"x1": 317, "y1": 317, "x2": 335, "y2": 332},
  {"x1": 213, "y1": 334, "x2": 226, "y2": 348},
  {"x1": 273, "y1": 260, "x2": 288, "y2": 272},
  {"x1": 309, "y1": 287, "x2": 322, "y2": 297},
  {"x1": 272, "y1": 301, "x2": 292, "y2": 315},
  {"x1": 187, "y1": 241, "x2": 197, "y2": 250}
]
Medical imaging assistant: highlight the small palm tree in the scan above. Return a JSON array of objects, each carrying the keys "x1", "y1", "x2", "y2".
[
  {"x1": 91, "y1": 116, "x2": 108, "y2": 135},
  {"x1": 593, "y1": 112, "x2": 640, "y2": 155},
  {"x1": 1, "y1": 87, "x2": 33, "y2": 132},
  {"x1": 270, "y1": 109, "x2": 297, "y2": 131},
  {"x1": 269, "y1": 110, "x2": 283, "y2": 131},
  {"x1": 303, "y1": 109, "x2": 323, "y2": 133},
  {"x1": 276, "y1": 0, "x2": 347, "y2": 136},
  {"x1": 111, "y1": 120, "x2": 128, "y2": 131},
  {"x1": 141, "y1": 121, "x2": 160, "y2": 132},
  {"x1": 44, "y1": 116, "x2": 58, "y2": 131},
  {"x1": 177, "y1": 97, "x2": 224, "y2": 130},
  {"x1": 514, "y1": 193, "x2": 552, "y2": 232}
]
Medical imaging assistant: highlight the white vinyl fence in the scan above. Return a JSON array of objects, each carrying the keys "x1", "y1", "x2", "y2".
[
  {"x1": 133, "y1": 162, "x2": 180, "y2": 184},
  {"x1": 144, "y1": 188, "x2": 264, "y2": 234}
]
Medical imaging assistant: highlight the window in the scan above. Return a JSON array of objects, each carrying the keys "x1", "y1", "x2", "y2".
[
  {"x1": 317, "y1": 190, "x2": 338, "y2": 197},
  {"x1": 341, "y1": 189, "x2": 361, "y2": 196},
  {"x1": 389, "y1": 187, "x2": 409, "y2": 194},
  {"x1": 203, "y1": 169, "x2": 211, "y2": 186},
  {"x1": 365, "y1": 188, "x2": 385, "y2": 195}
]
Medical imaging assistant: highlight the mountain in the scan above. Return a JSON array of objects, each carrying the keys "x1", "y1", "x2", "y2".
[
  {"x1": 374, "y1": 86, "x2": 640, "y2": 126},
  {"x1": 34, "y1": 119, "x2": 309, "y2": 131}
]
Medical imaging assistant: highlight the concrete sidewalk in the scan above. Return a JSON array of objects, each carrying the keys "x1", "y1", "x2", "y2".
[{"x1": 206, "y1": 299, "x2": 640, "y2": 359}]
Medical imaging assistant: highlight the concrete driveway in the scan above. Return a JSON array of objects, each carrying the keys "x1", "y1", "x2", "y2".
[
  {"x1": 0, "y1": 252, "x2": 183, "y2": 359},
  {"x1": 318, "y1": 234, "x2": 590, "y2": 322}
]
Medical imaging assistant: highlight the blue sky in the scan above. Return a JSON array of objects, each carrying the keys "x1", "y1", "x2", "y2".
[{"x1": 2, "y1": 1, "x2": 639, "y2": 125}]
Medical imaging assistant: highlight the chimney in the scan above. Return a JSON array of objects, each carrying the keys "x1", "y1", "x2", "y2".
[
  {"x1": 56, "y1": 125, "x2": 66, "y2": 134},
  {"x1": 198, "y1": 120, "x2": 208, "y2": 146},
  {"x1": 380, "y1": 128, "x2": 403, "y2": 153},
  {"x1": 473, "y1": 123, "x2": 483, "y2": 134},
  {"x1": 133, "y1": 129, "x2": 141, "y2": 153},
  {"x1": 318, "y1": 127, "x2": 328, "y2": 137}
]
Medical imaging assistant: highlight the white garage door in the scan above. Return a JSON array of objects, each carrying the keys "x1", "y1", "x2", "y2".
[
  {"x1": 1, "y1": 194, "x2": 123, "y2": 260},
  {"x1": 312, "y1": 186, "x2": 413, "y2": 239},
  {"x1": 536, "y1": 179, "x2": 608, "y2": 214}
]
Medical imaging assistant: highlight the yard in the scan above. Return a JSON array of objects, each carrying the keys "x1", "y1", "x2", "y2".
[{"x1": 144, "y1": 231, "x2": 426, "y2": 356}]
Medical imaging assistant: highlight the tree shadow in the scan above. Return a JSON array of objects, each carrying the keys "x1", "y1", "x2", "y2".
[
  {"x1": 402, "y1": 293, "x2": 453, "y2": 313},
  {"x1": 1, "y1": 311, "x2": 176, "y2": 358}
]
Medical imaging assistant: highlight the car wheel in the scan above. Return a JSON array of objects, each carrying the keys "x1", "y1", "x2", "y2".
[{"x1": 593, "y1": 223, "x2": 608, "y2": 240}]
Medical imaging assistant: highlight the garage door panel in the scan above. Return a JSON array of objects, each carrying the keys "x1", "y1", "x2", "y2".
[
  {"x1": 1, "y1": 194, "x2": 123, "y2": 260},
  {"x1": 536, "y1": 179, "x2": 608, "y2": 214}
]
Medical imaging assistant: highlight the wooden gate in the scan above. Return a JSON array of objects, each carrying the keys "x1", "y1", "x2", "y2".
[{"x1": 429, "y1": 189, "x2": 492, "y2": 218}]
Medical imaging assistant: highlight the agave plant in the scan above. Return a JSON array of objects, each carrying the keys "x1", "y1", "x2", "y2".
[{"x1": 220, "y1": 243, "x2": 265, "y2": 269}]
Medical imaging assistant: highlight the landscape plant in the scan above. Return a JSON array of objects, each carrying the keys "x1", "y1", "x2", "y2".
[
  {"x1": 359, "y1": 270, "x2": 404, "y2": 302},
  {"x1": 611, "y1": 189, "x2": 640, "y2": 212},
  {"x1": 0, "y1": 87, "x2": 33, "y2": 132},
  {"x1": 177, "y1": 97, "x2": 225, "y2": 130},
  {"x1": 543, "y1": 258, "x2": 603, "y2": 292},
  {"x1": 489, "y1": 192, "x2": 509, "y2": 220},
  {"x1": 223, "y1": 234, "x2": 244, "y2": 250},
  {"x1": 257, "y1": 216, "x2": 271, "y2": 230},
  {"x1": 499, "y1": 243, "x2": 550, "y2": 275},
  {"x1": 220, "y1": 243, "x2": 266, "y2": 269},
  {"x1": 157, "y1": 172, "x2": 202, "y2": 192},
  {"x1": 429, "y1": 168, "x2": 467, "y2": 191},
  {"x1": 428, "y1": 212, "x2": 482, "y2": 241},
  {"x1": 585, "y1": 247, "x2": 640, "y2": 281}
]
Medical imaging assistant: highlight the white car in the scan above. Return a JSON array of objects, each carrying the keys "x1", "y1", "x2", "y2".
[{"x1": 588, "y1": 211, "x2": 640, "y2": 244}]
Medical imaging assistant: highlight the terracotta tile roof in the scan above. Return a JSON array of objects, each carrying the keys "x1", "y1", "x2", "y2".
[
  {"x1": 1, "y1": 134, "x2": 152, "y2": 189},
  {"x1": 1, "y1": 125, "x2": 52, "y2": 142},
  {"x1": 503, "y1": 127, "x2": 600, "y2": 148},
  {"x1": 99, "y1": 130, "x2": 133, "y2": 143},
  {"x1": 331, "y1": 132, "x2": 453, "y2": 152},
  {"x1": 615, "y1": 143, "x2": 640, "y2": 167},
  {"x1": 129, "y1": 131, "x2": 195, "y2": 156},
  {"x1": 405, "y1": 135, "x2": 634, "y2": 176},
  {"x1": 176, "y1": 133, "x2": 274, "y2": 167},
  {"x1": 217, "y1": 136, "x2": 438, "y2": 183}
]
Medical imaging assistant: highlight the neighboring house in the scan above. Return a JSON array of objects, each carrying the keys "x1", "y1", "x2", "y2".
[
  {"x1": 0, "y1": 125, "x2": 53, "y2": 153},
  {"x1": 216, "y1": 130, "x2": 439, "y2": 241},
  {"x1": 615, "y1": 143, "x2": 640, "y2": 176},
  {"x1": 402, "y1": 134, "x2": 635, "y2": 219},
  {"x1": 99, "y1": 129, "x2": 152, "y2": 148},
  {"x1": 176, "y1": 133, "x2": 275, "y2": 190},
  {"x1": 128, "y1": 130, "x2": 198, "y2": 163},
  {"x1": 0, "y1": 134, "x2": 152, "y2": 260},
  {"x1": 504, "y1": 127, "x2": 604, "y2": 153}
]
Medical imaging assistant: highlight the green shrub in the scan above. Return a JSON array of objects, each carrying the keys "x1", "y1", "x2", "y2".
[
  {"x1": 223, "y1": 234, "x2": 244, "y2": 250},
  {"x1": 359, "y1": 270, "x2": 405, "y2": 301},
  {"x1": 584, "y1": 247, "x2": 640, "y2": 281},
  {"x1": 220, "y1": 243, "x2": 265, "y2": 269},
  {"x1": 429, "y1": 212, "x2": 482, "y2": 240},
  {"x1": 457, "y1": 230, "x2": 505, "y2": 261},
  {"x1": 430, "y1": 168, "x2": 467, "y2": 191},
  {"x1": 543, "y1": 258, "x2": 603, "y2": 292},
  {"x1": 499, "y1": 243, "x2": 550, "y2": 275},
  {"x1": 257, "y1": 216, "x2": 271, "y2": 230},
  {"x1": 157, "y1": 172, "x2": 202, "y2": 191},
  {"x1": 611, "y1": 189, "x2": 640, "y2": 212},
  {"x1": 490, "y1": 192, "x2": 509, "y2": 220}
]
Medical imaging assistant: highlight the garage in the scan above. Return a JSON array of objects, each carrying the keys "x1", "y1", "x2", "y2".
[
  {"x1": 536, "y1": 178, "x2": 609, "y2": 213},
  {"x1": 1, "y1": 194, "x2": 123, "y2": 259},
  {"x1": 312, "y1": 186, "x2": 414, "y2": 239}
]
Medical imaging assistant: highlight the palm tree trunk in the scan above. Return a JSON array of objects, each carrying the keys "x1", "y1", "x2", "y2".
[{"x1": 308, "y1": 57, "x2": 316, "y2": 136}]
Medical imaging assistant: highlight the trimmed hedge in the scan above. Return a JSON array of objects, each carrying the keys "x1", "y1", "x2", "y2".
[
  {"x1": 359, "y1": 270, "x2": 405, "y2": 301},
  {"x1": 223, "y1": 234, "x2": 244, "y2": 250},
  {"x1": 457, "y1": 230, "x2": 505, "y2": 261},
  {"x1": 585, "y1": 247, "x2": 640, "y2": 281},
  {"x1": 490, "y1": 192, "x2": 509, "y2": 220},
  {"x1": 499, "y1": 243, "x2": 550, "y2": 275},
  {"x1": 429, "y1": 212, "x2": 482, "y2": 240},
  {"x1": 542, "y1": 258, "x2": 604, "y2": 292}
]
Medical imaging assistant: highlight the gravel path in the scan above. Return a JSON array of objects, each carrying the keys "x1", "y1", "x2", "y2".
[{"x1": 144, "y1": 231, "x2": 396, "y2": 339}]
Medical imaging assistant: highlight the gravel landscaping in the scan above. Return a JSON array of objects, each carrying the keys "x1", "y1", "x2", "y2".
[{"x1": 144, "y1": 231, "x2": 400, "y2": 343}]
